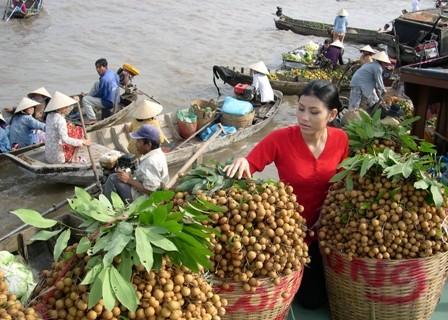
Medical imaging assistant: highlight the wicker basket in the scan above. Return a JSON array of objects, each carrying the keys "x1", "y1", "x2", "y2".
[
  {"x1": 191, "y1": 99, "x2": 218, "y2": 130},
  {"x1": 321, "y1": 247, "x2": 448, "y2": 320},
  {"x1": 213, "y1": 269, "x2": 303, "y2": 320},
  {"x1": 221, "y1": 111, "x2": 255, "y2": 129}
]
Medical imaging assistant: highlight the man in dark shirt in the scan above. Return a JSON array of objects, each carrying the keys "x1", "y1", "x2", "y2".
[{"x1": 81, "y1": 58, "x2": 120, "y2": 124}]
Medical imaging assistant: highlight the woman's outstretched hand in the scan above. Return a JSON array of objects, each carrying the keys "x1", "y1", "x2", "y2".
[{"x1": 224, "y1": 157, "x2": 251, "y2": 179}]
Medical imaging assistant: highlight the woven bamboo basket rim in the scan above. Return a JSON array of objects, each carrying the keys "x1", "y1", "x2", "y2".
[
  {"x1": 321, "y1": 246, "x2": 448, "y2": 320},
  {"x1": 221, "y1": 110, "x2": 255, "y2": 129},
  {"x1": 212, "y1": 269, "x2": 303, "y2": 320}
]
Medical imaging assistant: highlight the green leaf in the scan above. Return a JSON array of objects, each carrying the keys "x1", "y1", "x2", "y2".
[
  {"x1": 11, "y1": 209, "x2": 58, "y2": 228},
  {"x1": 88, "y1": 267, "x2": 105, "y2": 309},
  {"x1": 103, "y1": 233, "x2": 132, "y2": 267},
  {"x1": 147, "y1": 190, "x2": 175, "y2": 204},
  {"x1": 430, "y1": 184, "x2": 443, "y2": 208},
  {"x1": 117, "y1": 222, "x2": 134, "y2": 235},
  {"x1": 102, "y1": 266, "x2": 116, "y2": 311},
  {"x1": 158, "y1": 220, "x2": 183, "y2": 233},
  {"x1": 401, "y1": 158, "x2": 414, "y2": 178},
  {"x1": 329, "y1": 169, "x2": 350, "y2": 183},
  {"x1": 153, "y1": 205, "x2": 168, "y2": 226},
  {"x1": 341, "y1": 213, "x2": 349, "y2": 222},
  {"x1": 81, "y1": 264, "x2": 103, "y2": 285},
  {"x1": 360, "y1": 202, "x2": 370, "y2": 210},
  {"x1": 414, "y1": 179, "x2": 429, "y2": 190},
  {"x1": 141, "y1": 226, "x2": 177, "y2": 251},
  {"x1": 110, "y1": 266, "x2": 139, "y2": 313},
  {"x1": 76, "y1": 236, "x2": 91, "y2": 254},
  {"x1": 135, "y1": 226, "x2": 154, "y2": 272},
  {"x1": 384, "y1": 163, "x2": 404, "y2": 178},
  {"x1": 346, "y1": 173, "x2": 353, "y2": 191},
  {"x1": 54, "y1": 229, "x2": 71, "y2": 261},
  {"x1": 29, "y1": 229, "x2": 62, "y2": 241},
  {"x1": 111, "y1": 192, "x2": 125, "y2": 210},
  {"x1": 117, "y1": 249, "x2": 132, "y2": 282}
]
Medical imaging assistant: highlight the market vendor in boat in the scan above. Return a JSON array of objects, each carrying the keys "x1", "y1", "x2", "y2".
[
  {"x1": 333, "y1": 8, "x2": 349, "y2": 43},
  {"x1": 0, "y1": 113, "x2": 11, "y2": 153},
  {"x1": 348, "y1": 51, "x2": 391, "y2": 110},
  {"x1": 351, "y1": 45, "x2": 375, "y2": 66},
  {"x1": 27, "y1": 87, "x2": 52, "y2": 121},
  {"x1": 322, "y1": 40, "x2": 345, "y2": 69},
  {"x1": 9, "y1": 97, "x2": 46, "y2": 149},
  {"x1": 125, "y1": 99, "x2": 165, "y2": 158},
  {"x1": 103, "y1": 124, "x2": 169, "y2": 203},
  {"x1": 249, "y1": 61, "x2": 274, "y2": 103},
  {"x1": 224, "y1": 79, "x2": 349, "y2": 309},
  {"x1": 44, "y1": 91, "x2": 91, "y2": 164}
]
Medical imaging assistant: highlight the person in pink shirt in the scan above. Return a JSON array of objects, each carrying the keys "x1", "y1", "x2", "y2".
[{"x1": 225, "y1": 79, "x2": 349, "y2": 309}]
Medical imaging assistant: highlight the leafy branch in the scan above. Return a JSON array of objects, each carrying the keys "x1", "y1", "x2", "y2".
[{"x1": 11, "y1": 188, "x2": 223, "y2": 313}]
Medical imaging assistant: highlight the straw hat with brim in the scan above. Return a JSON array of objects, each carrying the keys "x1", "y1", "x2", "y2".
[
  {"x1": 15, "y1": 97, "x2": 41, "y2": 113},
  {"x1": 27, "y1": 87, "x2": 52, "y2": 99},
  {"x1": 360, "y1": 45, "x2": 375, "y2": 53},
  {"x1": 44, "y1": 91, "x2": 78, "y2": 113},
  {"x1": 249, "y1": 61, "x2": 269, "y2": 75},
  {"x1": 330, "y1": 40, "x2": 344, "y2": 48},
  {"x1": 372, "y1": 51, "x2": 391, "y2": 64},
  {"x1": 386, "y1": 103, "x2": 404, "y2": 119},
  {"x1": 133, "y1": 100, "x2": 163, "y2": 119},
  {"x1": 337, "y1": 8, "x2": 349, "y2": 16}
]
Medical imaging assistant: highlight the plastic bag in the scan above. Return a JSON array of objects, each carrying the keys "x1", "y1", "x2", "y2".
[
  {"x1": 221, "y1": 97, "x2": 253, "y2": 116},
  {"x1": 177, "y1": 109, "x2": 198, "y2": 139},
  {"x1": 200, "y1": 124, "x2": 237, "y2": 141}
]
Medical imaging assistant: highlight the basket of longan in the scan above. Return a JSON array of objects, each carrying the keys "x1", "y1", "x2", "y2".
[
  {"x1": 191, "y1": 180, "x2": 310, "y2": 319},
  {"x1": 318, "y1": 115, "x2": 448, "y2": 319}
]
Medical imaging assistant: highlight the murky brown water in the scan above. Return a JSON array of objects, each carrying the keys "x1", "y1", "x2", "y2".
[{"x1": 0, "y1": 0, "x2": 417, "y2": 219}]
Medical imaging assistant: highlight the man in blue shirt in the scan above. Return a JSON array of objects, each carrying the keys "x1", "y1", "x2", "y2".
[
  {"x1": 81, "y1": 58, "x2": 120, "y2": 125},
  {"x1": 348, "y1": 51, "x2": 391, "y2": 110}
]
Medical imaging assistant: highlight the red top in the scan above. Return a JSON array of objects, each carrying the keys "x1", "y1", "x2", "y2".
[{"x1": 246, "y1": 126, "x2": 348, "y2": 230}]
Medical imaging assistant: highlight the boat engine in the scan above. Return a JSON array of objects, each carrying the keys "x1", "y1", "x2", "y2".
[
  {"x1": 117, "y1": 63, "x2": 140, "y2": 88},
  {"x1": 100, "y1": 152, "x2": 139, "y2": 179},
  {"x1": 234, "y1": 83, "x2": 255, "y2": 101}
]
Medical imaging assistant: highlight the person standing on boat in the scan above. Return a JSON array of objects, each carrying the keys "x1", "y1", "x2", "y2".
[
  {"x1": 322, "y1": 40, "x2": 345, "y2": 69},
  {"x1": 0, "y1": 113, "x2": 11, "y2": 153},
  {"x1": 224, "y1": 80, "x2": 349, "y2": 309},
  {"x1": 333, "y1": 9, "x2": 349, "y2": 43},
  {"x1": 9, "y1": 97, "x2": 46, "y2": 149},
  {"x1": 103, "y1": 124, "x2": 169, "y2": 203},
  {"x1": 351, "y1": 45, "x2": 375, "y2": 66},
  {"x1": 348, "y1": 51, "x2": 391, "y2": 110},
  {"x1": 412, "y1": 0, "x2": 420, "y2": 11},
  {"x1": 125, "y1": 99, "x2": 165, "y2": 158},
  {"x1": 249, "y1": 61, "x2": 274, "y2": 103},
  {"x1": 27, "y1": 87, "x2": 52, "y2": 121},
  {"x1": 44, "y1": 91, "x2": 91, "y2": 164},
  {"x1": 81, "y1": 58, "x2": 120, "y2": 125}
]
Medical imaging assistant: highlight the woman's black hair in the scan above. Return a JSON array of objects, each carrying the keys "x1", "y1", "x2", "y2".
[{"x1": 299, "y1": 79, "x2": 343, "y2": 112}]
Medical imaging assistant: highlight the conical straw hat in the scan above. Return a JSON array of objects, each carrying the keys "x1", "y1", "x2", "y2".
[
  {"x1": 27, "y1": 87, "x2": 52, "y2": 99},
  {"x1": 15, "y1": 97, "x2": 41, "y2": 113},
  {"x1": 337, "y1": 8, "x2": 349, "y2": 16},
  {"x1": 133, "y1": 100, "x2": 163, "y2": 119},
  {"x1": 330, "y1": 40, "x2": 344, "y2": 48},
  {"x1": 44, "y1": 91, "x2": 78, "y2": 112},
  {"x1": 372, "y1": 51, "x2": 391, "y2": 64},
  {"x1": 360, "y1": 45, "x2": 375, "y2": 53},
  {"x1": 249, "y1": 61, "x2": 269, "y2": 75}
]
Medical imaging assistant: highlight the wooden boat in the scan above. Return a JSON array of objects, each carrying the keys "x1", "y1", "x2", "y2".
[
  {"x1": 0, "y1": 142, "x2": 117, "y2": 185},
  {"x1": 87, "y1": 90, "x2": 283, "y2": 167},
  {"x1": 213, "y1": 65, "x2": 350, "y2": 96},
  {"x1": 274, "y1": 12, "x2": 397, "y2": 46},
  {"x1": 3, "y1": 0, "x2": 43, "y2": 21}
]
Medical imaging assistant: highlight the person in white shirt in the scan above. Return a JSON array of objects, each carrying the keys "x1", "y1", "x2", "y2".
[
  {"x1": 249, "y1": 61, "x2": 274, "y2": 103},
  {"x1": 412, "y1": 0, "x2": 420, "y2": 11},
  {"x1": 103, "y1": 124, "x2": 169, "y2": 203}
]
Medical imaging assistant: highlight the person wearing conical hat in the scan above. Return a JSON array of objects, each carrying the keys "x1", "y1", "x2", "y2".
[
  {"x1": 322, "y1": 40, "x2": 345, "y2": 69},
  {"x1": 125, "y1": 99, "x2": 165, "y2": 158},
  {"x1": 0, "y1": 113, "x2": 11, "y2": 153},
  {"x1": 9, "y1": 97, "x2": 46, "y2": 149},
  {"x1": 348, "y1": 51, "x2": 391, "y2": 110},
  {"x1": 27, "y1": 87, "x2": 52, "y2": 121},
  {"x1": 44, "y1": 91, "x2": 92, "y2": 164},
  {"x1": 333, "y1": 9, "x2": 349, "y2": 43},
  {"x1": 249, "y1": 61, "x2": 274, "y2": 103},
  {"x1": 352, "y1": 45, "x2": 376, "y2": 65},
  {"x1": 411, "y1": 0, "x2": 420, "y2": 12}
]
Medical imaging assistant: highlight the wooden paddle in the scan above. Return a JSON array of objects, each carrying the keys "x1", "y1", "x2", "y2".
[
  {"x1": 165, "y1": 124, "x2": 224, "y2": 189},
  {"x1": 76, "y1": 102, "x2": 103, "y2": 192}
]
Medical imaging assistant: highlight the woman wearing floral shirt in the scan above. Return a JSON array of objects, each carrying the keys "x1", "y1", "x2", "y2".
[{"x1": 44, "y1": 91, "x2": 91, "y2": 164}]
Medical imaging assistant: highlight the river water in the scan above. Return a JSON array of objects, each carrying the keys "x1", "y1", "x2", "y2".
[{"x1": 0, "y1": 0, "x2": 421, "y2": 218}]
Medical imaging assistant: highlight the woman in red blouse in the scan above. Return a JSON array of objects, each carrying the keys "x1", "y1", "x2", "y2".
[{"x1": 225, "y1": 79, "x2": 349, "y2": 309}]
